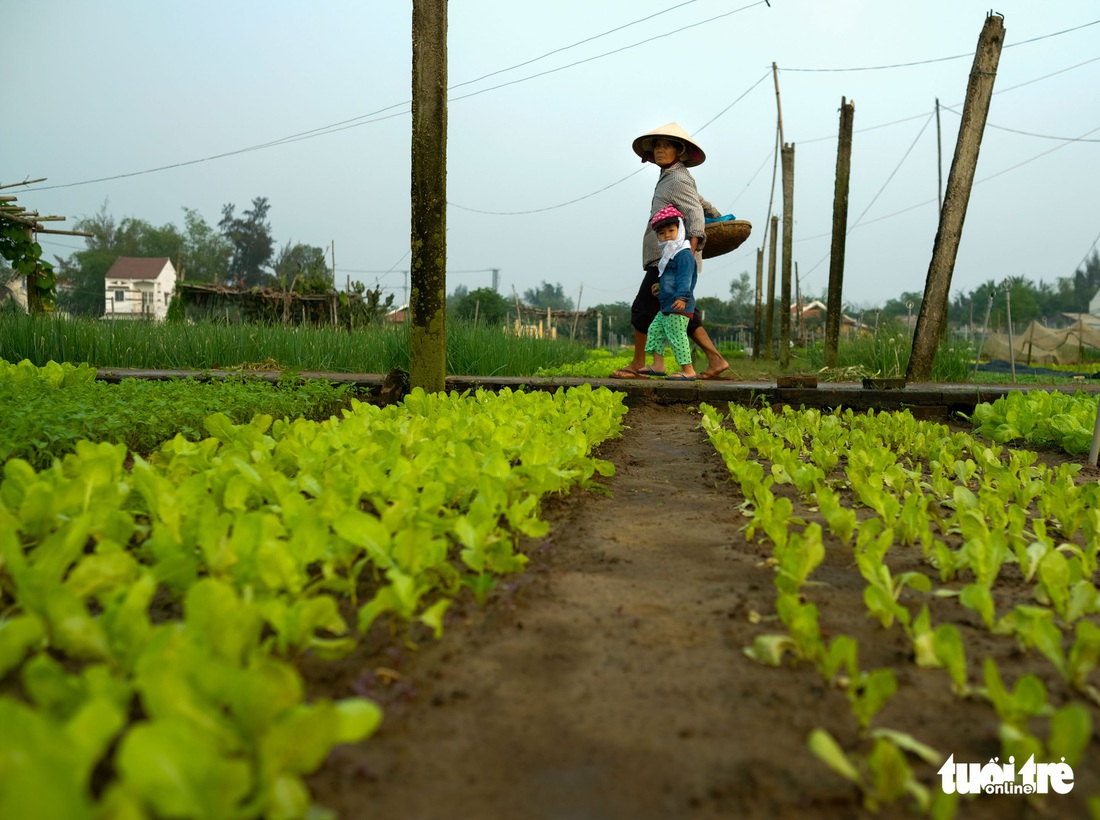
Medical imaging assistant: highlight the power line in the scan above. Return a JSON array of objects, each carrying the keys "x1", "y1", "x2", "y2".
[
  {"x1": 448, "y1": 68, "x2": 772, "y2": 216},
  {"x1": 779, "y1": 18, "x2": 1100, "y2": 73},
  {"x1": 848, "y1": 112, "x2": 936, "y2": 232},
  {"x1": 447, "y1": 0, "x2": 707, "y2": 91},
  {"x1": 940, "y1": 105, "x2": 1100, "y2": 143},
  {"x1": 23, "y1": 2, "x2": 767, "y2": 194}
]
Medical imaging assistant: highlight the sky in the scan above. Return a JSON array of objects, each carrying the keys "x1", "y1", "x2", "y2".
[{"x1": 5, "y1": 0, "x2": 1100, "y2": 315}]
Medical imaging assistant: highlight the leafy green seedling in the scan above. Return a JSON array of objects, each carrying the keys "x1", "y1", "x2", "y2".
[
  {"x1": 1004, "y1": 605, "x2": 1068, "y2": 680},
  {"x1": 818, "y1": 634, "x2": 859, "y2": 686},
  {"x1": 1068, "y1": 620, "x2": 1100, "y2": 704},
  {"x1": 817, "y1": 486, "x2": 857, "y2": 546},
  {"x1": 743, "y1": 634, "x2": 799, "y2": 667},
  {"x1": 931, "y1": 624, "x2": 969, "y2": 696},
  {"x1": 807, "y1": 728, "x2": 933, "y2": 814},
  {"x1": 958, "y1": 583, "x2": 996, "y2": 630},
  {"x1": 981, "y1": 657, "x2": 1051, "y2": 730},
  {"x1": 461, "y1": 572, "x2": 498, "y2": 607},
  {"x1": 848, "y1": 667, "x2": 898, "y2": 732},
  {"x1": 1047, "y1": 702, "x2": 1093, "y2": 767},
  {"x1": 906, "y1": 606, "x2": 939, "y2": 669}
]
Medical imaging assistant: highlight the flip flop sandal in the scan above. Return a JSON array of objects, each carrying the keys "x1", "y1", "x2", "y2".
[
  {"x1": 636, "y1": 367, "x2": 666, "y2": 377},
  {"x1": 610, "y1": 368, "x2": 642, "y2": 379},
  {"x1": 667, "y1": 373, "x2": 696, "y2": 381}
]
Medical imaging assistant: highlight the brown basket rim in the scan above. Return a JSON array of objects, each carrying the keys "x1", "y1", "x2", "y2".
[{"x1": 702, "y1": 219, "x2": 753, "y2": 259}]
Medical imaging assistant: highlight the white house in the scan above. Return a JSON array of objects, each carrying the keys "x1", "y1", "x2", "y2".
[{"x1": 104, "y1": 257, "x2": 177, "y2": 320}]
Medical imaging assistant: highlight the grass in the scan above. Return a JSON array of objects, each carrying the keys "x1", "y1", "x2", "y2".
[
  {"x1": 6, "y1": 312, "x2": 1096, "y2": 385},
  {"x1": 0, "y1": 313, "x2": 590, "y2": 377}
]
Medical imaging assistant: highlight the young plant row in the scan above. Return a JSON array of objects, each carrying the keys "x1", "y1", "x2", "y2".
[
  {"x1": 700, "y1": 402, "x2": 1098, "y2": 816},
  {"x1": 967, "y1": 389, "x2": 1100, "y2": 455},
  {"x1": 1, "y1": 357, "x2": 353, "y2": 468},
  {"x1": 0, "y1": 384, "x2": 627, "y2": 819}
]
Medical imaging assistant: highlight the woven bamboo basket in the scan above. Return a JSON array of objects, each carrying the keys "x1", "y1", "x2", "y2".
[{"x1": 702, "y1": 219, "x2": 752, "y2": 259}]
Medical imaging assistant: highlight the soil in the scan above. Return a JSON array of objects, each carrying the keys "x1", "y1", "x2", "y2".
[{"x1": 305, "y1": 401, "x2": 1100, "y2": 820}]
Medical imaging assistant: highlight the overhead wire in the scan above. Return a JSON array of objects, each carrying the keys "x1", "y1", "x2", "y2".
[
  {"x1": 24, "y1": 1, "x2": 767, "y2": 194},
  {"x1": 449, "y1": 68, "x2": 773, "y2": 216},
  {"x1": 779, "y1": 18, "x2": 1100, "y2": 73}
]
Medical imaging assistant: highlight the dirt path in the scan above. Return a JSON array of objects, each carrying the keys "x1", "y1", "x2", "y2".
[
  {"x1": 309, "y1": 403, "x2": 854, "y2": 818},
  {"x1": 307, "y1": 402, "x2": 1098, "y2": 819}
]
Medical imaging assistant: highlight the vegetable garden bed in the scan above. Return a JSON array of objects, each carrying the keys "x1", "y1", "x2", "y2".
[{"x1": 2, "y1": 361, "x2": 1098, "y2": 818}]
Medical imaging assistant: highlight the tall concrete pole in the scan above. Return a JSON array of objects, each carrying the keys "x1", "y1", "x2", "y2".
[
  {"x1": 825, "y1": 97, "x2": 855, "y2": 368},
  {"x1": 410, "y1": 0, "x2": 448, "y2": 392},
  {"x1": 907, "y1": 14, "x2": 1004, "y2": 381}
]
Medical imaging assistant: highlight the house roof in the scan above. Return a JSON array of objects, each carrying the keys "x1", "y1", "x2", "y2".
[{"x1": 105, "y1": 257, "x2": 173, "y2": 280}]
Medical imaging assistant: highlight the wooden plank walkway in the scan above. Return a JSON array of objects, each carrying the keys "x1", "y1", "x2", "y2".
[{"x1": 94, "y1": 368, "x2": 1100, "y2": 418}]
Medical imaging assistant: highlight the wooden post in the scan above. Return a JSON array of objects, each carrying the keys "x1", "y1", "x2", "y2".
[
  {"x1": 753, "y1": 248, "x2": 763, "y2": 360},
  {"x1": 826, "y1": 97, "x2": 855, "y2": 368},
  {"x1": 24, "y1": 228, "x2": 43, "y2": 314},
  {"x1": 764, "y1": 215, "x2": 778, "y2": 360},
  {"x1": 907, "y1": 14, "x2": 1004, "y2": 382},
  {"x1": 410, "y1": 0, "x2": 448, "y2": 392},
  {"x1": 796, "y1": 262, "x2": 806, "y2": 346},
  {"x1": 780, "y1": 142, "x2": 794, "y2": 369},
  {"x1": 571, "y1": 284, "x2": 583, "y2": 340},
  {"x1": 935, "y1": 98, "x2": 944, "y2": 212}
]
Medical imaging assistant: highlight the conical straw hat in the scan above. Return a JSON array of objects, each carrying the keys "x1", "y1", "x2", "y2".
[{"x1": 632, "y1": 122, "x2": 706, "y2": 167}]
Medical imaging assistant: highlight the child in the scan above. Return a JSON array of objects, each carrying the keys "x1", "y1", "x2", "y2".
[{"x1": 642, "y1": 204, "x2": 697, "y2": 380}]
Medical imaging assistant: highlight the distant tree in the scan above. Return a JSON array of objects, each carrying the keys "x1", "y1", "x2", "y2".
[
  {"x1": 273, "y1": 241, "x2": 330, "y2": 292},
  {"x1": 523, "y1": 280, "x2": 573, "y2": 311},
  {"x1": 880, "y1": 291, "x2": 923, "y2": 322},
  {"x1": 574, "y1": 301, "x2": 630, "y2": 344},
  {"x1": 219, "y1": 197, "x2": 275, "y2": 287},
  {"x1": 1057, "y1": 249, "x2": 1100, "y2": 314},
  {"x1": 180, "y1": 207, "x2": 232, "y2": 284},
  {"x1": 452, "y1": 286, "x2": 510, "y2": 325},
  {"x1": 728, "y1": 271, "x2": 754, "y2": 325},
  {"x1": 446, "y1": 283, "x2": 469, "y2": 312},
  {"x1": 695, "y1": 296, "x2": 732, "y2": 325}
]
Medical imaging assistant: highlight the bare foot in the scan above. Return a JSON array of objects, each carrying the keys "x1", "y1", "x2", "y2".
[{"x1": 699, "y1": 358, "x2": 730, "y2": 379}]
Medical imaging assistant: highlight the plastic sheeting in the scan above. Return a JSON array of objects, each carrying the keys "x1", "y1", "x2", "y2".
[{"x1": 980, "y1": 318, "x2": 1100, "y2": 365}]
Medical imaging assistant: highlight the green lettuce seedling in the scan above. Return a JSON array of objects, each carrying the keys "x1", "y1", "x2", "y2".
[
  {"x1": 807, "y1": 728, "x2": 934, "y2": 814},
  {"x1": 931, "y1": 624, "x2": 970, "y2": 696}
]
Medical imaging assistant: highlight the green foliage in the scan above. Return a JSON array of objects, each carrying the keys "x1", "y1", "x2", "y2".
[
  {"x1": 219, "y1": 197, "x2": 275, "y2": 287},
  {"x1": 0, "y1": 221, "x2": 56, "y2": 313},
  {"x1": 703, "y1": 400, "x2": 1100, "y2": 811},
  {"x1": 805, "y1": 323, "x2": 974, "y2": 382},
  {"x1": 808, "y1": 728, "x2": 934, "y2": 814},
  {"x1": 967, "y1": 390, "x2": 1098, "y2": 455},
  {"x1": 0, "y1": 358, "x2": 352, "y2": 466},
  {"x1": 449, "y1": 286, "x2": 511, "y2": 326},
  {"x1": 0, "y1": 313, "x2": 592, "y2": 377},
  {"x1": 523, "y1": 280, "x2": 573, "y2": 311},
  {"x1": 0, "y1": 382, "x2": 627, "y2": 817}
]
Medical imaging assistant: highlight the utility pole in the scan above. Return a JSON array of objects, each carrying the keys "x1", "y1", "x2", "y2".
[
  {"x1": 780, "y1": 142, "x2": 794, "y2": 369},
  {"x1": 908, "y1": 13, "x2": 1004, "y2": 382},
  {"x1": 491, "y1": 268, "x2": 500, "y2": 292},
  {"x1": 753, "y1": 248, "x2": 763, "y2": 360},
  {"x1": 409, "y1": 0, "x2": 448, "y2": 392},
  {"x1": 826, "y1": 97, "x2": 855, "y2": 368},
  {"x1": 935, "y1": 98, "x2": 944, "y2": 212},
  {"x1": 764, "y1": 214, "x2": 778, "y2": 360}
]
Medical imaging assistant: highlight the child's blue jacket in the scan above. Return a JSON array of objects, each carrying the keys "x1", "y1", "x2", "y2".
[{"x1": 658, "y1": 248, "x2": 697, "y2": 316}]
